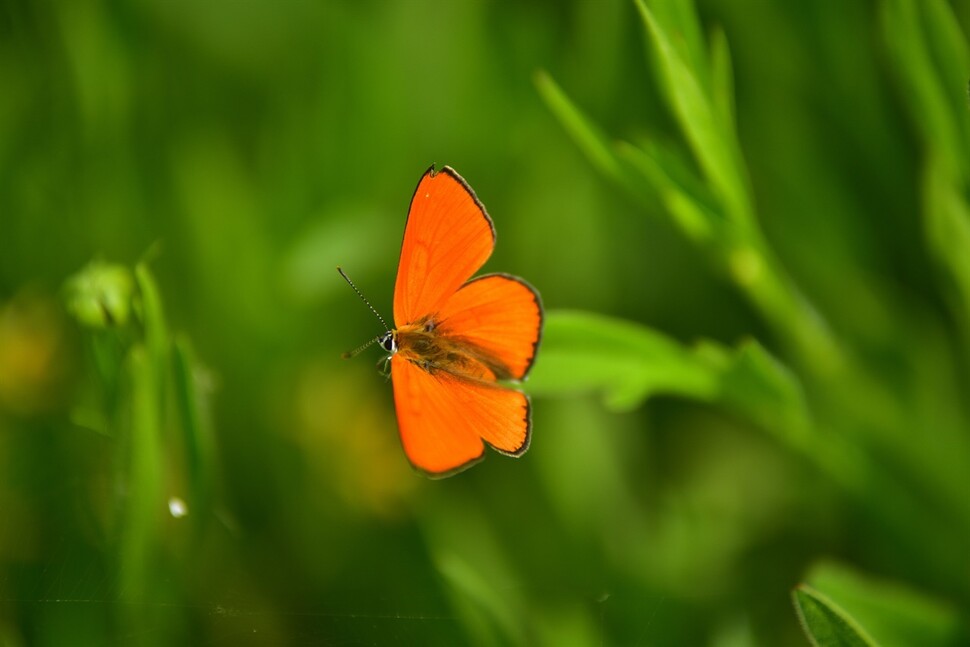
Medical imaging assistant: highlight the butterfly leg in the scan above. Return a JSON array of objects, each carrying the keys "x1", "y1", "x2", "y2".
[{"x1": 377, "y1": 355, "x2": 392, "y2": 380}]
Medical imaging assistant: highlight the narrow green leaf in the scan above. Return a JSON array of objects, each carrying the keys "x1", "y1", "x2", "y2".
[
  {"x1": 923, "y1": 154, "x2": 970, "y2": 328},
  {"x1": 119, "y1": 345, "x2": 164, "y2": 604},
  {"x1": 426, "y1": 502, "x2": 529, "y2": 646},
  {"x1": 618, "y1": 140, "x2": 719, "y2": 243},
  {"x1": 804, "y1": 561, "x2": 966, "y2": 647},
  {"x1": 700, "y1": 337, "x2": 811, "y2": 443},
  {"x1": 172, "y1": 336, "x2": 216, "y2": 527},
  {"x1": 645, "y1": 0, "x2": 712, "y2": 95},
  {"x1": 533, "y1": 69, "x2": 655, "y2": 207},
  {"x1": 634, "y1": 0, "x2": 751, "y2": 227},
  {"x1": 534, "y1": 69, "x2": 625, "y2": 184},
  {"x1": 881, "y1": 0, "x2": 966, "y2": 176},
  {"x1": 134, "y1": 263, "x2": 171, "y2": 432},
  {"x1": 920, "y1": 0, "x2": 970, "y2": 157},
  {"x1": 526, "y1": 310, "x2": 719, "y2": 411},
  {"x1": 793, "y1": 585, "x2": 879, "y2": 647},
  {"x1": 710, "y1": 26, "x2": 736, "y2": 136},
  {"x1": 436, "y1": 553, "x2": 524, "y2": 647},
  {"x1": 134, "y1": 263, "x2": 168, "y2": 367}
]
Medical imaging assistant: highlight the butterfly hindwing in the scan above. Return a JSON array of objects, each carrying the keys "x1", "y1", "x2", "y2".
[
  {"x1": 436, "y1": 274, "x2": 542, "y2": 381},
  {"x1": 391, "y1": 354, "x2": 531, "y2": 476}
]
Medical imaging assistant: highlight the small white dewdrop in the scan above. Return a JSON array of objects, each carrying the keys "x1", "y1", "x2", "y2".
[{"x1": 168, "y1": 496, "x2": 188, "y2": 518}]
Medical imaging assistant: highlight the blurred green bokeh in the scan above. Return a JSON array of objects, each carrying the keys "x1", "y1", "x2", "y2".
[{"x1": 2, "y1": 0, "x2": 969, "y2": 645}]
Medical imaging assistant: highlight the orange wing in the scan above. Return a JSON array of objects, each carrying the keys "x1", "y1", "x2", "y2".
[
  {"x1": 391, "y1": 354, "x2": 531, "y2": 477},
  {"x1": 393, "y1": 166, "x2": 495, "y2": 327},
  {"x1": 436, "y1": 274, "x2": 542, "y2": 381}
]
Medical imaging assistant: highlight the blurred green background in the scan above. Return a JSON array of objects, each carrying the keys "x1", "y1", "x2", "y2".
[{"x1": 2, "y1": 0, "x2": 970, "y2": 645}]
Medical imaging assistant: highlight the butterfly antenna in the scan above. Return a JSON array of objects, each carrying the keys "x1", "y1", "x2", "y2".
[
  {"x1": 337, "y1": 266, "x2": 391, "y2": 332},
  {"x1": 341, "y1": 336, "x2": 380, "y2": 360},
  {"x1": 338, "y1": 267, "x2": 394, "y2": 360}
]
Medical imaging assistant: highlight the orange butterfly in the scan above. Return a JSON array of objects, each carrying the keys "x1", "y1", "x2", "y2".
[{"x1": 339, "y1": 165, "x2": 542, "y2": 477}]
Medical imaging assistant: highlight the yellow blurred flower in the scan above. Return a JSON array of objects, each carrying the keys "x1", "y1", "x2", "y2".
[{"x1": 0, "y1": 293, "x2": 71, "y2": 416}]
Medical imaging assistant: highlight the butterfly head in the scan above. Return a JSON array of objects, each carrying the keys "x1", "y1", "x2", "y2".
[{"x1": 379, "y1": 330, "x2": 397, "y2": 354}]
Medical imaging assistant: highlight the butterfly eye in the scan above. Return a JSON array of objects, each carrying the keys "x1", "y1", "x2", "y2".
[
  {"x1": 379, "y1": 332, "x2": 397, "y2": 353},
  {"x1": 424, "y1": 320, "x2": 435, "y2": 332}
]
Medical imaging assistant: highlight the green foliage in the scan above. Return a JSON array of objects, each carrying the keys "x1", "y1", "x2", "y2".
[
  {"x1": 881, "y1": 0, "x2": 970, "y2": 338},
  {"x1": 797, "y1": 561, "x2": 965, "y2": 647},
  {"x1": 2, "y1": 0, "x2": 970, "y2": 644},
  {"x1": 64, "y1": 260, "x2": 136, "y2": 328},
  {"x1": 793, "y1": 585, "x2": 877, "y2": 647},
  {"x1": 528, "y1": 311, "x2": 811, "y2": 442},
  {"x1": 536, "y1": 0, "x2": 970, "y2": 644},
  {"x1": 527, "y1": 311, "x2": 720, "y2": 409},
  {"x1": 635, "y1": 0, "x2": 751, "y2": 232},
  {"x1": 61, "y1": 261, "x2": 211, "y2": 642},
  {"x1": 538, "y1": 10, "x2": 846, "y2": 378}
]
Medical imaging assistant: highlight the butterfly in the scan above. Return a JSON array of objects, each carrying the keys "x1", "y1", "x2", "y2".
[{"x1": 339, "y1": 165, "x2": 542, "y2": 477}]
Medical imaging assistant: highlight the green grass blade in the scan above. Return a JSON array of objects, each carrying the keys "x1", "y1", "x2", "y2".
[
  {"x1": 134, "y1": 263, "x2": 168, "y2": 372},
  {"x1": 920, "y1": 0, "x2": 970, "y2": 156},
  {"x1": 425, "y1": 502, "x2": 530, "y2": 646},
  {"x1": 119, "y1": 345, "x2": 164, "y2": 606},
  {"x1": 172, "y1": 336, "x2": 216, "y2": 529},
  {"x1": 923, "y1": 154, "x2": 970, "y2": 332},
  {"x1": 710, "y1": 26, "x2": 736, "y2": 136},
  {"x1": 882, "y1": 0, "x2": 970, "y2": 364},
  {"x1": 436, "y1": 553, "x2": 524, "y2": 647}
]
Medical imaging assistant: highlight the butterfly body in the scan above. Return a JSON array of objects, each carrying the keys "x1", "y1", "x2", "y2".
[
  {"x1": 392, "y1": 309, "x2": 519, "y2": 382},
  {"x1": 353, "y1": 165, "x2": 542, "y2": 477}
]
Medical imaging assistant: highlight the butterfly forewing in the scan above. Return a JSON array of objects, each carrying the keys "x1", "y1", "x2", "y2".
[{"x1": 393, "y1": 166, "x2": 495, "y2": 327}]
